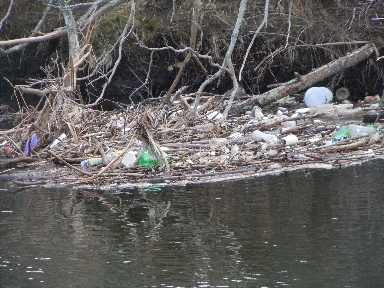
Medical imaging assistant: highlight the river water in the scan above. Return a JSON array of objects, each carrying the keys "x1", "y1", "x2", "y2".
[{"x1": 1, "y1": 160, "x2": 384, "y2": 287}]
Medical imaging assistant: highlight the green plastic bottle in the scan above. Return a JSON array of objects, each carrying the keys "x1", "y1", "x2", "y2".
[
  {"x1": 138, "y1": 151, "x2": 157, "y2": 167},
  {"x1": 138, "y1": 150, "x2": 170, "y2": 167},
  {"x1": 333, "y1": 126, "x2": 351, "y2": 138}
]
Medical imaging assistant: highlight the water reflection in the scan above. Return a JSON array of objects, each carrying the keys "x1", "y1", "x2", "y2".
[{"x1": 1, "y1": 160, "x2": 384, "y2": 287}]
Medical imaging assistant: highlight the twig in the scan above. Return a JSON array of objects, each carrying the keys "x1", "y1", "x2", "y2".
[
  {"x1": 47, "y1": 150, "x2": 93, "y2": 176},
  {"x1": 160, "y1": 0, "x2": 201, "y2": 109},
  {"x1": 319, "y1": 138, "x2": 369, "y2": 152}
]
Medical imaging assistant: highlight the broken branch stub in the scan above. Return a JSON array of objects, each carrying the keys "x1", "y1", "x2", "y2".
[{"x1": 229, "y1": 43, "x2": 376, "y2": 115}]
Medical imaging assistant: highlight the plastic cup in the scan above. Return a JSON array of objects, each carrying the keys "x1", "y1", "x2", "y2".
[{"x1": 121, "y1": 151, "x2": 137, "y2": 168}]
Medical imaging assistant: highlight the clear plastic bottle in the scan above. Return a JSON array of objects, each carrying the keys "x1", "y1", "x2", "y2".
[
  {"x1": 348, "y1": 124, "x2": 377, "y2": 137},
  {"x1": 81, "y1": 157, "x2": 103, "y2": 167},
  {"x1": 251, "y1": 130, "x2": 278, "y2": 143}
]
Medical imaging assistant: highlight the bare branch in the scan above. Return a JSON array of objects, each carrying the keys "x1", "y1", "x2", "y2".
[
  {"x1": 0, "y1": 28, "x2": 67, "y2": 48},
  {"x1": 85, "y1": 0, "x2": 136, "y2": 107},
  {"x1": 48, "y1": 1, "x2": 103, "y2": 10},
  {"x1": 192, "y1": 0, "x2": 248, "y2": 112},
  {"x1": 160, "y1": 0, "x2": 202, "y2": 108},
  {"x1": 285, "y1": 0, "x2": 293, "y2": 48},
  {"x1": 0, "y1": 0, "x2": 13, "y2": 31},
  {"x1": 238, "y1": 0, "x2": 269, "y2": 81},
  {"x1": 0, "y1": 0, "x2": 125, "y2": 50}
]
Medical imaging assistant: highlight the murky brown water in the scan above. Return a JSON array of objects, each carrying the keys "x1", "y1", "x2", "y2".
[{"x1": 1, "y1": 160, "x2": 384, "y2": 287}]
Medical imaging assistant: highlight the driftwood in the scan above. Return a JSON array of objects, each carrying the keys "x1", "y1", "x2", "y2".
[
  {"x1": 229, "y1": 43, "x2": 376, "y2": 115},
  {"x1": 0, "y1": 156, "x2": 37, "y2": 169}
]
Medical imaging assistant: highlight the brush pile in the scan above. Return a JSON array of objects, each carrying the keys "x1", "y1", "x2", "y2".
[{"x1": 1, "y1": 89, "x2": 384, "y2": 189}]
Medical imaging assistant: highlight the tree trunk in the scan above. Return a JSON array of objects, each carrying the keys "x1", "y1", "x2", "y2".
[
  {"x1": 229, "y1": 43, "x2": 375, "y2": 115},
  {"x1": 57, "y1": 0, "x2": 80, "y2": 89}
]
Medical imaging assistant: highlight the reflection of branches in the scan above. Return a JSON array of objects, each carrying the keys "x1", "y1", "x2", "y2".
[{"x1": 0, "y1": 0, "x2": 13, "y2": 31}]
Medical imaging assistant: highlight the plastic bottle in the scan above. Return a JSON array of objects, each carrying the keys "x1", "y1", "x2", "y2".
[
  {"x1": 251, "y1": 130, "x2": 278, "y2": 143},
  {"x1": 138, "y1": 151, "x2": 157, "y2": 167},
  {"x1": 105, "y1": 150, "x2": 123, "y2": 167},
  {"x1": 348, "y1": 124, "x2": 377, "y2": 137},
  {"x1": 138, "y1": 150, "x2": 170, "y2": 167},
  {"x1": 331, "y1": 126, "x2": 351, "y2": 142},
  {"x1": 309, "y1": 104, "x2": 338, "y2": 119},
  {"x1": 333, "y1": 126, "x2": 351, "y2": 138},
  {"x1": 50, "y1": 133, "x2": 67, "y2": 149},
  {"x1": 337, "y1": 107, "x2": 364, "y2": 119},
  {"x1": 81, "y1": 157, "x2": 103, "y2": 167},
  {"x1": 304, "y1": 87, "x2": 333, "y2": 106}
]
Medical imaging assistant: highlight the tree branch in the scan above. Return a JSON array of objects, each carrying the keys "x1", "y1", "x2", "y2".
[
  {"x1": 85, "y1": 0, "x2": 135, "y2": 107},
  {"x1": 239, "y1": 0, "x2": 269, "y2": 81},
  {"x1": 0, "y1": 0, "x2": 125, "y2": 51},
  {"x1": 0, "y1": 0, "x2": 13, "y2": 31}
]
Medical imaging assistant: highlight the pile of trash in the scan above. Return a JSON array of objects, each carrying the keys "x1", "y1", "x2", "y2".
[{"x1": 1, "y1": 86, "x2": 384, "y2": 188}]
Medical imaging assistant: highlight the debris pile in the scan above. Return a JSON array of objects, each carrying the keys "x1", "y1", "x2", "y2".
[{"x1": 1, "y1": 90, "x2": 384, "y2": 188}]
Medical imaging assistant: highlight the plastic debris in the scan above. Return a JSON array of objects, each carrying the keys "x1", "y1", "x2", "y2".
[
  {"x1": 333, "y1": 126, "x2": 351, "y2": 138},
  {"x1": 81, "y1": 158, "x2": 103, "y2": 167},
  {"x1": 207, "y1": 111, "x2": 223, "y2": 120},
  {"x1": 349, "y1": 124, "x2": 377, "y2": 137},
  {"x1": 251, "y1": 106, "x2": 264, "y2": 120},
  {"x1": 335, "y1": 87, "x2": 350, "y2": 101},
  {"x1": 121, "y1": 151, "x2": 137, "y2": 168},
  {"x1": 138, "y1": 150, "x2": 170, "y2": 167},
  {"x1": 283, "y1": 134, "x2": 298, "y2": 145},
  {"x1": 24, "y1": 132, "x2": 39, "y2": 156},
  {"x1": 304, "y1": 87, "x2": 333, "y2": 106},
  {"x1": 209, "y1": 138, "x2": 229, "y2": 150},
  {"x1": 50, "y1": 133, "x2": 67, "y2": 149},
  {"x1": 309, "y1": 104, "x2": 338, "y2": 119},
  {"x1": 252, "y1": 130, "x2": 278, "y2": 143}
]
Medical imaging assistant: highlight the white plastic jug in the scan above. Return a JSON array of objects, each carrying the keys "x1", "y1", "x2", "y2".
[{"x1": 304, "y1": 87, "x2": 333, "y2": 106}]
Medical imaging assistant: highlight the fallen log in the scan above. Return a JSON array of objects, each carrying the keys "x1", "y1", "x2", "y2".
[{"x1": 229, "y1": 43, "x2": 376, "y2": 115}]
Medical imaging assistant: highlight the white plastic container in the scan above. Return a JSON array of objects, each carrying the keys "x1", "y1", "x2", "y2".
[
  {"x1": 251, "y1": 130, "x2": 278, "y2": 143},
  {"x1": 304, "y1": 87, "x2": 333, "y2": 106}
]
